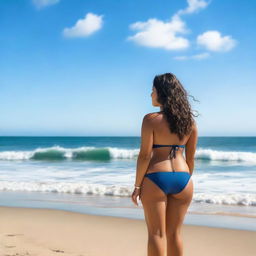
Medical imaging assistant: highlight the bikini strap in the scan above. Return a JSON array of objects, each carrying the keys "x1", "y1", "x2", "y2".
[
  {"x1": 152, "y1": 144, "x2": 185, "y2": 172},
  {"x1": 169, "y1": 145, "x2": 185, "y2": 172},
  {"x1": 152, "y1": 144, "x2": 185, "y2": 148},
  {"x1": 169, "y1": 145, "x2": 185, "y2": 159}
]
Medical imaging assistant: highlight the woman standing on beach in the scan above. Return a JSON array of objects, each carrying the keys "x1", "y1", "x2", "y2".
[{"x1": 131, "y1": 73, "x2": 198, "y2": 256}]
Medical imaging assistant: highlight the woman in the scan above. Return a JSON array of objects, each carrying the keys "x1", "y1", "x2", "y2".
[{"x1": 131, "y1": 72, "x2": 198, "y2": 256}]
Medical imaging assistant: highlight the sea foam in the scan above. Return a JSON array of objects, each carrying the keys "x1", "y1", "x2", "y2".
[{"x1": 0, "y1": 146, "x2": 256, "y2": 163}]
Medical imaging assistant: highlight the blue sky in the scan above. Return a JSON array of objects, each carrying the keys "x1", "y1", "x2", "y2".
[{"x1": 0, "y1": 0, "x2": 255, "y2": 136}]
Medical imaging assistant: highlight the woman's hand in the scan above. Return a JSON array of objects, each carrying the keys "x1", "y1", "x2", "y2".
[{"x1": 131, "y1": 188, "x2": 141, "y2": 206}]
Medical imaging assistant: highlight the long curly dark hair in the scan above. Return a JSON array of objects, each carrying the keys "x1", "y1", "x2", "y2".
[{"x1": 153, "y1": 72, "x2": 198, "y2": 140}]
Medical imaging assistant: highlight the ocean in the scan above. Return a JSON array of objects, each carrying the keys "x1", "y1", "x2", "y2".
[{"x1": 0, "y1": 136, "x2": 255, "y2": 230}]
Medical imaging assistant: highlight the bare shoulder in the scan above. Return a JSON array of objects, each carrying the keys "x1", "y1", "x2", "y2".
[
  {"x1": 143, "y1": 112, "x2": 159, "y2": 126},
  {"x1": 143, "y1": 112, "x2": 162, "y2": 121}
]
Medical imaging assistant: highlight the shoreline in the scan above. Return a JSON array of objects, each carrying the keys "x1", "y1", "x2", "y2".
[
  {"x1": 0, "y1": 206, "x2": 255, "y2": 256},
  {"x1": 0, "y1": 190, "x2": 255, "y2": 231},
  {"x1": 188, "y1": 210, "x2": 256, "y2": 218}
]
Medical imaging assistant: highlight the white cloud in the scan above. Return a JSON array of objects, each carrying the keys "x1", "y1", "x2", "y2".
[
  {"x1": 174, "y1": 52, "x2": 210, "y2": 60},
  {"x1": 176, "y1": 0, "x2": 210, "y2": 16},
  {"x1": 126, "y1": 0, "x2": 236, "y2": 55},
  {"x1": 127, "y1": 15, "x2": 190, "y2": 50},
  {"x1": 127, "y1": 0, "x2": 210, "y2": 51},
  {"x1": 32, "y1": 0, "x2": 59, "y2": 9},
  {"x1": 63, "y1": 13, "x2": 103, "y2": 38},
  {"x1": 197, "y1": 30, "x2": 237, "y2": 52}
]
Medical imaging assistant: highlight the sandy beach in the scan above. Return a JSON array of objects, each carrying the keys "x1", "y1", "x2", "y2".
[{"x1": 0, "y1": 206, "x2": 255, "y2": 256}]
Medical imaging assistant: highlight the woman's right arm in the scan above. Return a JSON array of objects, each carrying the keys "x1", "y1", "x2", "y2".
[{"x1": 185, "y1": 122, "x2": 198, "y2": 175}]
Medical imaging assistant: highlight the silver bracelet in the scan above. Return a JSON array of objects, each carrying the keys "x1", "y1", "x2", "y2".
[{"x1": 135, "y1": 185, "x2": 141, "y2": 189}]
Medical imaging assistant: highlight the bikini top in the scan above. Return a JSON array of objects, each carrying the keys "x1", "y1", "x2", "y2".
[{"x1": 152, "y1": 144, "x2": 185, "y2": 159}]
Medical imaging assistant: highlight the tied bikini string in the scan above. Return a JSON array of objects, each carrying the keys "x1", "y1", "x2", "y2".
[{"x1": 169, "y1": 145, "x2": 180, "y2": 159}]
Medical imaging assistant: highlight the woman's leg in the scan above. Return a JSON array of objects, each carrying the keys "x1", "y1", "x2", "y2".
[
  {"x1": 140, "y1": 176, "x2": 168, "y2": 256},
  {"x1": 165, "y1": 178, "x2": 194, "y2": 256}
]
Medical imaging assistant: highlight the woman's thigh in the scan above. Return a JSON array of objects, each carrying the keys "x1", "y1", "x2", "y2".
[
  {"x1": 140, "y1": 177, "x2": 167, "y2": 236},
  {"x1": 165, "y1": 178, "x2": 194, "y2": 235}
]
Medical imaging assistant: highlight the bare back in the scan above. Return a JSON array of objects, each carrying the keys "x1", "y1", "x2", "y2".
[{"x1": 146, "y1": 112, "x2": 192, "y2": 174}]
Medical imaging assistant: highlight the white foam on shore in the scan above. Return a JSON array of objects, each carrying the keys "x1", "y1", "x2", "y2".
[{"x1": 0, "y1": 181, "x2": 255, "y2": 207}]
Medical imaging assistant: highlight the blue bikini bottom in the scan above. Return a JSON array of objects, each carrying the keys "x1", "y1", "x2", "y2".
[{"x1": 144, "y1": 171, "x2": 191, "y2": 195}]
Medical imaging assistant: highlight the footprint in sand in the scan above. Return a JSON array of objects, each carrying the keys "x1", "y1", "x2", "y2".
[
  {"x1": 5, "y1": 233, "x2": 24, "y2": 237},
  {"x1": 51, "y1": 248, "x2": 65, "y2": 253}
]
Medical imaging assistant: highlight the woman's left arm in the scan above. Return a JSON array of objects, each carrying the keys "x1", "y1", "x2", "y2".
[
  {"x1": 131, "y1": 114, "x2": 153, "y2": 206},
  {"x1": 132, "y1": 114, "x2": 153, "y2": 206},
  {"x1": 134, "y1": 114, "x2": 154, "y2": 187}
]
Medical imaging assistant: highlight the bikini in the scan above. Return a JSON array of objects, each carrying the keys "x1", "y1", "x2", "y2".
[{"x1": 144, "y1": 144, "x2": 191, "y2": 195}]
